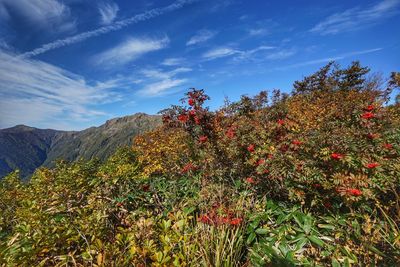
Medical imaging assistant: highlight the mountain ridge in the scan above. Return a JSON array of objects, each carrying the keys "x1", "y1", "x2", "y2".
[{"x1": 0, "y1": 113, "x2": 161, "y2": 179}]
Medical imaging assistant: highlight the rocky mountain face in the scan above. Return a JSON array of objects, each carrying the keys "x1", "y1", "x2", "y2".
[{"x1": 0, "y1": 113, "x2": 161, "y2": 179}]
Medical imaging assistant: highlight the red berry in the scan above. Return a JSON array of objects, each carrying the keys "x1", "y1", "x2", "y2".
[
  {"x1": 199, "y1": 135, "x2": 208, "y2": 143},
  {"x1": 366, "y1": 162, "x2": 379, "y2": 169},
  {"x1": 277, "y1": 119, "x2": 285, "y2": 125},
  {"x1": 361, "y1": 112, "x2": 375, "y2": 119},
  {"x1": 247, "y1": 144, "x2": 255, "y2": 153},
  {"x1": 246, "y1": 177, "x2": 255, "y2": 184},
  {"x1": 331, "y1": 153, "x2": 343, "y2": 160}
]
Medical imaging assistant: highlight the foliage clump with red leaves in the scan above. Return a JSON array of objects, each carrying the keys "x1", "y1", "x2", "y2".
[
  {"x1": 2, "y1": 62, "x2": 400, "y2": 266},
  {"x1": 157, "y1": 62, "x2": 400, "y2": 213}
]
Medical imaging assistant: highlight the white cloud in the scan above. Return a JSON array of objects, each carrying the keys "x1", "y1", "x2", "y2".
[
  {"x1": 20, "y1": 0, "x2": 195, "y2": 58},
  {"x1": 141, "y1": 67, "x2": 192, "y2": 79},
  {"x1": 203, "y1": 45, "x2": 275, "y2": 61},
  {"x1": 139, "y1": 79, "x2": 187, "y2": 97},
  {"x1": 248, "y1": 28, "x2": 268, "y2": 36},
  {"x1": 266, "y1": 49, "x2": 296, "y2": 60},
  {"x1": 310, "y1": 0, "x2": 400, "y2": 35},
  {"x1": 276, "y1": 48, "x2": 383, "y2": 70},
  {"x1": 161, "y1": 57, "x2": 185, "y2": 66},
  {"x1": 202, "y1": 47, "x2": 239, "y2": 60},
  {"x1": 186, "y1": 29, "x2": 217, "y2": 46},
  {"x1": 93, "y1": 36, "x2": 169, "y2": 66},
  {"x1": 170, "y1": 67, "x2": 192, "y2": 75},
  {"x1": 0, "y1": 0, "x2": 76, "y2": 33},
  {"x1": 236, "y1": 45, "x2": 276, "y2": 60},
  {"x1": 137, "y1": 67, "x2": 192, "y2": 97},
  {"x1": 98, "y1": 2, "x2": 119, "y2": 25},
  {"x1": 0, "y1": 50, "x2": 123, "y2": 129}
]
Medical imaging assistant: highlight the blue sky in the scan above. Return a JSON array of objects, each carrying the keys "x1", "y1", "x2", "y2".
[{"x1": 0, "y1": 0, "x2": 399, "y2": 130}]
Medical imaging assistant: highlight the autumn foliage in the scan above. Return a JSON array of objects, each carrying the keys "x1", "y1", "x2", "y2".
[
  {"x1": 1, "y1": 62, "x2": 400, "y2": 266},
  {"x1": 135, "y1": 62, "x2": 400, "y2": 214}
]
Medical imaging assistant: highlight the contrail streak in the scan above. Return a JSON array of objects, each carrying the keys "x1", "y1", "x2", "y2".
[{"x1": 20, "y1": 0, "x2": 196, "y2": 58}]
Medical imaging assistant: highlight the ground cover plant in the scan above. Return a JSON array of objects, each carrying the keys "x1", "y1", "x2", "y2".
[{"x1": 1, "y1": 62, "x2": 400, "y2": 266}]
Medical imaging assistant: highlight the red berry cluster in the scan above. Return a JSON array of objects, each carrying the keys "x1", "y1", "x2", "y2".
[
  {"x1": 198, "y1": 205, "x2": 243, "y2": 227},
  {"x1": 347, "y1": 188, "x2": 362, "y2": 197}
]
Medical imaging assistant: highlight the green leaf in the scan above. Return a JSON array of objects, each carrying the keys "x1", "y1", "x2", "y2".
[
  {"x1": 247, "y1": 232, "x2": 256, "y2": 245},
  {"x1": 351, "y1": 220, "x2": 361, "y2": 236},
  {"x1": 155, "y1": 251, "x2": 163, "y2": 262},
  {"x1": 291, "y1": 233, "x2": 306, "y2": 243},
  {"x1": 343, "y1": 257, "x2": 351, "y2": 267},
  {"x1": 332, "y1": 258, "x2": 341, "y2": 267},
  {"x1": 317, "y1": 224, "x2": 335, "y2": 230},
  {"x1": 367, "y1": 245, "x2": 386, "y2": 257},
  {"x1": 293, "y1": 214, "x2": 303, "y2": 229},
  {"x1": 340, "y1": 247, "x2": 357, "y2": 262},
  {"x1": 296, "y1": 237, "x2": 309, "y2": 250},
  {"x1": 303, "y1": 215, "x2": 313, "y2": 234},
  {"x1": 255, "y1": 228, "x2": 269, "y2": 235},
  {"x1": 308, "y1": 235, "x2": 325, "y2": 247},
  {"x1": 183, "y1": 206, "x2": 196, "y2": 215},
  {"x1": 249, "y1": 218, "x2": 261, "y2": 229},
  {"x1": 81, "y1": 251, "x2": 92, "y2": 261},
  {"x1": 279, "y1": 242, "x2": 290, "y2": 256}
]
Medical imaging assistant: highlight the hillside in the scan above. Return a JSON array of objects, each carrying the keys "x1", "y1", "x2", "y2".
[
  {"x1": 0, "y1": 62, "x2": 399, "y2": 266},
  {"x1": 0, "y1": 113, "x2": 161, "y2": 179},
  {"x1": 0, "y1": 125, "x2": 62, "y2": 178}
]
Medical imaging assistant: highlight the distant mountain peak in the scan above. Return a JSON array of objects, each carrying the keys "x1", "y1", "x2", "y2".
[
  {"x1": 4, "y1": 124, "x2": 35, "y2": 132},
  {"x1": 0, "y1": 113, "x2": 161, "y2": 179},
  {"x1": 102, "y1": 113, "x2": 158, "y2": 130}
]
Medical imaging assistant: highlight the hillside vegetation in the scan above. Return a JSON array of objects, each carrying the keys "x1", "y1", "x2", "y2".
[
  {"x1": 0, "y1": 113, "x2": 161, "y2": 179},
  {"x1": 0, "y1": 125, "x2": 61, "y2": 178},
  {"x1": 1, "y1": 62, "x2": 400, "y2": 266}
]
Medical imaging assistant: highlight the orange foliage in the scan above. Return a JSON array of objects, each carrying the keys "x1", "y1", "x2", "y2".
[{"x1": 133, "y1": 127, "x2": 192, "y2": 177}]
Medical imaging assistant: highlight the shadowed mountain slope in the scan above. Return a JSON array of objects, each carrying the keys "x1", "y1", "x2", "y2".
[{"x1": 0, "y1": 113, "x2": 161, "y2": 179}]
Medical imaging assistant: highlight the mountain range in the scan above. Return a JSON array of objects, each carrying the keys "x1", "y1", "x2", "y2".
[{"x1": 0, "y1": 113, "x2": 161, "y2": 179}]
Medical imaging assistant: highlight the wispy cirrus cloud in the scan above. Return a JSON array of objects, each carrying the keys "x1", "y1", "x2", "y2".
[
  {"x1": 20, "y1": 0, "x2": 197, "y2": 58},
  {"x1": 186, "y1": 29, "x2": 217, "y2": 46},
  {"x1": 0, "y1": 0, "x2": 76, "y2": 33},
  {"x1": 266, "y1": 48, "x2": 297, "y2": 60},
  {"x1": 310, "y1": 0, "x2": 400, "y2": 35},
  {"x1": 0, "y1": 50, "x2": 124, "y2": 129},
  {"x1": 202, "y1": 47, "x2": 238, "y2": 60},
  {"x1": 138, "y1": 79, "x2": 186, "y2": 97},
  {"x1": 236, "y1": 45, "x2": 276, "y2": 60},
  {"x1": 136, "y1": 67, "x2": 192, "y2": 97},
  {"x1": 202, "y1": 45, "x2": 275, "y2": 61},
  {"x1": 276, "y1": 48, "x2": 383, "y2": 70},
  {"x1": 248, "y1": 28, "x2": 268, "y2": 36},
  {"x1": 98, "y1": 1, "x2": 119, "y2": 25},
  {"x1": 161, "y1": 57, "x2": 186, "y2": 66},
  {"x1": 93, "y1": 36, "x2": 169, "y2": 66}
]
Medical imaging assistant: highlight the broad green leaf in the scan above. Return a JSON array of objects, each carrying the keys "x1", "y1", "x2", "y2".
[
  {"x1": 296, "y1": 237, "x2": 309, "y2": 250},
  {"x1": 247, "y1": 232, "x2": 256, "y2": 244},
  {"x1": 255, "y1": 228, "x2": 269, "y2": 235},
  {"x1": 308, "y1": 235, "x2": 325, "y2": 247},
  {"x1": 332, "y1": 258, "x2": 341, "y2": 267}
]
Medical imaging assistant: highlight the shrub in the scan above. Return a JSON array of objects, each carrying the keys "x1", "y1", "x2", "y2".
[
  {"x1": 133, "y1": 127, "x2": 193, "y2": 177},
  {"x1": 158, "y1": 62, "x2": 400, "y2": 216},
  {"x1": 1, "y1": 62, "x2": 399, "y2": 266}
]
